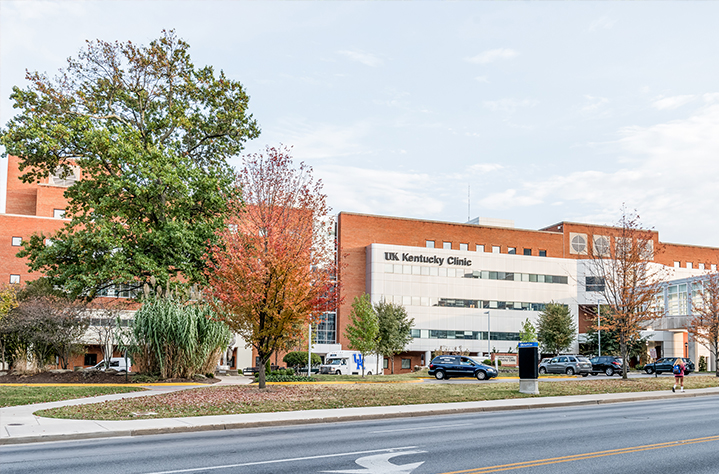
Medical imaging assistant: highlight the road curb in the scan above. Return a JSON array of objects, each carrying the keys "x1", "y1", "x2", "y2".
[{"x1": 2, "y1": 389, "x2": 717, "y2": 446}]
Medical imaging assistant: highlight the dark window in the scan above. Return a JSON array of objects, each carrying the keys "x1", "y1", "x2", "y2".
[
  {"x1": 383, "y1": 358, "x2": 389, "y2": 369},
  {"x1": 539, "y1": 250, "x2": 547, "y2": 257},
  {"x1": 508, "y1": 247, "x2": 516, "y2": 254},
  {"x1": 84, "y1": 354, "x2": 97, "y2": 366},
  {"x1": 586, "y1": 276, "x2": 605, "y2": 292},
  {"x1": 401, "y1": 359, "x2": 411, "y2": 369},
  {"x1": 523, "y1": 248, "x2": 532, "y2": 256}
]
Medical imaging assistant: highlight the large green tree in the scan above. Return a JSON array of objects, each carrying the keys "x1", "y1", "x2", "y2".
[
  {"x1": 0, "y1": 30, "x2": 259, "y2": 299},
  {"x1": 345, "y1": 294, "x2": 379, "y2": 377},
  {"x1": 536, "y1": 303, "x2": 576, "y2": 356},
  {"x1": 375, "y1": 300, "x2": 414, "y2": 374}
]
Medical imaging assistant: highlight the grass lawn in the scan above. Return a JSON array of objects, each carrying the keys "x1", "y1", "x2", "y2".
[
  {"x1": 0, "y1": 385, "x2": 146, "y2": 408},
  {"x1": 37, "y1": 375, "x2": 719, "y2": 421}
]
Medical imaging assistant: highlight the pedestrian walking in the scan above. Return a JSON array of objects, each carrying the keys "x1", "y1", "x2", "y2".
[{"x1": 672, "y1": 358, "x2": 685, "y2": 393}]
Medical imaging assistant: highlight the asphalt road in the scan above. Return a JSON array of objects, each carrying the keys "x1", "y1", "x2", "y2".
[{"x1": 3, "y1": 395, "x2": 719, "y2": 474}]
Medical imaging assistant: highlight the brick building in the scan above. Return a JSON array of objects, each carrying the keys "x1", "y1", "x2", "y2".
[{"x1": 336, "y1": 212, "x2": 719, "y2": 373}]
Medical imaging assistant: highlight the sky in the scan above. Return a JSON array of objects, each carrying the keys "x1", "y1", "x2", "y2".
[{"x1": 2, "y1": 1, "x2": 719, "y2": 246}]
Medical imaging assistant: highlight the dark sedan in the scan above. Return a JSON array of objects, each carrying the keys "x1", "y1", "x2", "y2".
[
  {"x1": 644, "y1": 357, "x2": 695, "y2": 375},
  {"x1": 589, "y1": 356, "x2": 624, "y2": 376},
  {"x1": 428, "y1": 355, "x2": 498, "y2": 380}
]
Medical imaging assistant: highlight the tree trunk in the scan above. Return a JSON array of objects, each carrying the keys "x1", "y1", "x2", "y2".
[
  {"x1": 620, "y1": 339, "x2": 628, "y2": 380},
  {"x1": 257, "y1": 354, "x2": 269, "y2": 389}
]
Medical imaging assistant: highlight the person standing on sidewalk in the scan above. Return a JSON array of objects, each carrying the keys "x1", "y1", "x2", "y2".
[{"x1": 672, "y1": 358, "x2": 685, "y2": 393}]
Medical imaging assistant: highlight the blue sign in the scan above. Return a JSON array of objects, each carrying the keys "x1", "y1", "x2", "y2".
[
  {"x1": 352, "y1": 353, "x2": 364, "y2": 370},
  {"x1": 518, "y1": 342, "x2": 539, "y2": 348}
]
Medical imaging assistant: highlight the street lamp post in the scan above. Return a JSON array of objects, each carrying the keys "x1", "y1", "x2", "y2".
[
  {"x1": 597, "y1": 300, "x2": 601, "y2": 358},
  {"x1": 485, "y1": 310, "x2": 491, "y2": 357}
]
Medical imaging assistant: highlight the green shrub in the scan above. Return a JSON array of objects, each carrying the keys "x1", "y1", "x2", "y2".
[
  {"x1": 483, "y1": 359, "x2": 492, "y2": 365},
  {"x1": 124, "y1": 297, "x2": 232, "y2": 379},
  {"x1": 635, "y1": 364, "x2": 644, "y2": 371},
  {"x1": 283, "y1": 351, "x2": 322, "y2": 368},
  {"x1": 699, "y1": 356, "x2": 707, "y2": 372}
]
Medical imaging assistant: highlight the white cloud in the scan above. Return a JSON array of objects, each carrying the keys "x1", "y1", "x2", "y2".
[
  {"x1": 337, "y1": 50, "x2": 383, "y2": 67},
  {"x1": 652, "y1": 95, "x2": 696, "y2": 110},
  {"x1": 468, "y1": 163, "x2": 503, "y2": 174},
  {"x1": 465, "y1": 48, "x2": 518, "y2": 65},
  {"x1": 475, "y1": 100, "x2": 719, "y2": 244},
  {"x1": 475, "y1": 75, "x2": 490, "y2": 83},
  {"x1": 319, "y1": 165, "x2": 445, "y2": 217},
  {"x1": 589, "y1": 16, "x2": 616, "y2": 31},
  {"x1": 483, "y1": 98, "x2": 539, "y2": 113},
  {"x1": 582, "y1": 95, "x2": 609, "y2": 112}
]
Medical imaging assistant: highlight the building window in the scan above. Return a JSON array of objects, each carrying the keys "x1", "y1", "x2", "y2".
[
  {"x1": 492, "y1": 246, "x2": 500, "y2": 254},
  {"x1": 674, "y1": 261, "x2": 680, "y2": 268},
  {"x1": 586, "y1": 276, "x2": 605, "y2": 292},
  {"x1": 9, "y1": 275, "x2": 20, "y2": 284},
  {"x1": 687, "y1": 262, "x2": 693, "y2": 269},
  {"x1": 401, "y1": 358, "x2": 411, "y2": 369},
  {"x1": 314, "y1": 312, "x2": 336, "y2": 344},
  {"x1": 699, "y1": 263, "x2": 705, "y2": 270},
  {"x1": 713, "y1": 264, "x2": 717, "y2": 271},
  {"x1": 426, "y1": 240, "x2": 435, "y2": 248},
  {"x1": 443, "y1": 242, "x2": 451, "y2": 250},
  {"x1": 53, "y1": 209, "x2": 66, "y2": 219},
  {"x1": 383, "y1": 358, "x2": 389, "y2": 369},
  {"x1": 11, "y1": 237, "x2": 22, "y2": 247},
  {"x1": 508, "y1": 247, "x2": 516, "y2": 255},
  {"x1": 459, "y1": 243, "x2": 468, "y2": 251},
  {"x1": 539, "y1": 250, "x2": 547, "y2": 257},
  {"x1": 523, "y1": 248, "x2": 531, "y2": 256},
  {"x1": 84, "y1": 353, "x2": 97, "y2": 366},
  {"x1": 477, "y1": 245, "x2": 485, "y2": 252}
]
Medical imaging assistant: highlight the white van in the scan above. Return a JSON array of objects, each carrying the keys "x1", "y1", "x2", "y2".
[
  {"x1": 92, "y1": 357, "x2": 131, "y2": 372},
  {"x1": 319, "y1": 351, "x2": 383, "y2": 375}
]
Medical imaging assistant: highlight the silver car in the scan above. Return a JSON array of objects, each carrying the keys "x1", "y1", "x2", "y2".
[{"x1": 539, "y1": 355, "x2": 591, "y2": 376}]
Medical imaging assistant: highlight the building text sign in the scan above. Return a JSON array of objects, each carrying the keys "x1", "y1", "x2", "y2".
[{"x1": 384, "y1": 252, "x2": 471, "y2": 267}]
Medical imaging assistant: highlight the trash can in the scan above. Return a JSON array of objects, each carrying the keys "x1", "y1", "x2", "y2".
[{"x1": 518, "y1": 342, "x2": 539, "y2": 394}]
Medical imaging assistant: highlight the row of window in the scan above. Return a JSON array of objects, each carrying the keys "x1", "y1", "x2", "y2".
[
  {"x1": 410, "y1": 329, "x2": 521, "y2": 341},
  {"x1": 464, "y1": 270, "x2": 567, "y2": 284},
  {"x1": 425, "y1": 240, "x2": 547, "y2": 257},
  {"x1": 314, "y1": 312, "x2": 336, "y2": 344},
  {"x1": 437, "y1": 298, "x2": 550, "y2": 311},
  {"x1": 383, "y1": 264, "x2": 567, "y2": 285},
  {"x1": 673, "y1": 261, "x2": 717, "y2": 271}
]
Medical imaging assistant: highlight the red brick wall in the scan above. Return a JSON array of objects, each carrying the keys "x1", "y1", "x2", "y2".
[
  {"x1": 657, "y1": 242, "x2": 719, "y2": 269},
  {"x1": 0, "y1": 215, "x2": 66, "y2": 285}
]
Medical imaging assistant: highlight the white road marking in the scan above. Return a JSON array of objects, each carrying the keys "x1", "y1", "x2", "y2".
[
  {"x1": 370, "y1": 423, "x2": 473, "y2": 434},
  {"x1": 142, "y1": 446, "x2": 419, "y2": 474},
  {"x1": 322, "y1": 450, "x2": 426, "y2": 474}
]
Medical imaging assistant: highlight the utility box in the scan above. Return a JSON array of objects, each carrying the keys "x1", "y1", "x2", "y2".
[{"x1": 518, "y1": 342, "x2": 539, "y2": 394}]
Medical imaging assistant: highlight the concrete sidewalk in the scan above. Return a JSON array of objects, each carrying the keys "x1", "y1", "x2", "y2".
[{"x1": 2, "y1": 382, "x2": 718, "y2": 446}]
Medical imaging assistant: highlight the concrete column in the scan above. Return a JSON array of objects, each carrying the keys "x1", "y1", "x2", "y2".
[{"x1": 425, "y1": 351, "x2": 432, "y2": 367}]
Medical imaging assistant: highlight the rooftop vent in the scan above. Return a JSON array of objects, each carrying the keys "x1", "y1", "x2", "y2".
[{"x1": 466, "y1": 217, "x2": 515, "y2": 228}]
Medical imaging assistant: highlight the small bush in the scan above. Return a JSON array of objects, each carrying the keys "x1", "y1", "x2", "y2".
[
  {"x1": 635, "y1": 364, "x2": 644, "y2": 371},
  {"x1": 699, "y1": 356, "x2": 707, "y2": 372},
  {"x1": 261, "y1": 374, "x2": 315, "y2": 383},
  {"x1": 483, "y1": 359, "x2": 492, "y2": 365}
]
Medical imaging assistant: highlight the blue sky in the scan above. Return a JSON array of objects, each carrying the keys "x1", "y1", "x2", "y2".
[{"x1": 2, "y1": 1, "x2": 719, "y2": 245}]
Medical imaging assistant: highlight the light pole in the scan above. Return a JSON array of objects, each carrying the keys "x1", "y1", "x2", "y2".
[
  {"x1": 597, "y1": 299, "x2": 601, "y2": 358},
  {"x1": 485, "y1": 310, "x2": 491, "y2": 357},
  {"x1": 307, "y1": 323, "x2": 312, "y2": 376}
]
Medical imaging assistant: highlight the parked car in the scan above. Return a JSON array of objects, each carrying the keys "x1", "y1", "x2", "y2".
[
  {"x1": 644, "y1": 357, "x2": 695, "y2": 375},
  {"x1": 428, "y1": 355, "x2": 498, "y2": 381},
  {"x1": 538, "y1": 355, "x2": 592, "y2": 376},
  {"x1": 91, "y1": 357, "x2": 131, "y2": 373},
  {"x1": 590, "y1": 356, "x2": 624, "y2": 376}
]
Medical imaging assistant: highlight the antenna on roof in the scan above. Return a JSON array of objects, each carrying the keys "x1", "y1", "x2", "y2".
[{"x1": 468, "y1": 184, "x2": 470, "y2": 222}]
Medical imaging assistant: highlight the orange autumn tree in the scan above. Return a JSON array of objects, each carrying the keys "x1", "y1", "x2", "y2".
[{"x1": 205, "y1": 146, "x2": 338, "y2": 388}]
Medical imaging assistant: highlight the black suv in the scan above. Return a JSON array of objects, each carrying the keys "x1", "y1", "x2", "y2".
[
  {"x1": 428, "y1": 355, "x2": 498, "y2": 381},
  {"x1": 644, "y1": 357, "x2": 695, "y2": 375},
  {"x1": 589, "y1": 356, "x2": 624, "y2": 376}
]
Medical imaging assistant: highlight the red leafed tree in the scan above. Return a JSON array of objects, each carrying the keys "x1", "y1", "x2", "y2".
[
  {"x1": 688, "y1": 272, "x2": 719, "y2": 377},
  {"x1": 205, "y1": 146, "x2": 338, "y2": 388}
]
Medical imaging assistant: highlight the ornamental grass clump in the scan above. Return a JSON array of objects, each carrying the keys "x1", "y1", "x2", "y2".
[{"x1": 126, "y1": 298, "x2": 231, "y2": 379}]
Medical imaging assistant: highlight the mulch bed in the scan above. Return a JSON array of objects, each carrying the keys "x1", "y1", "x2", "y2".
[{"x1": 0, "y1": 370, "x2": 219, "y2": 384}]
